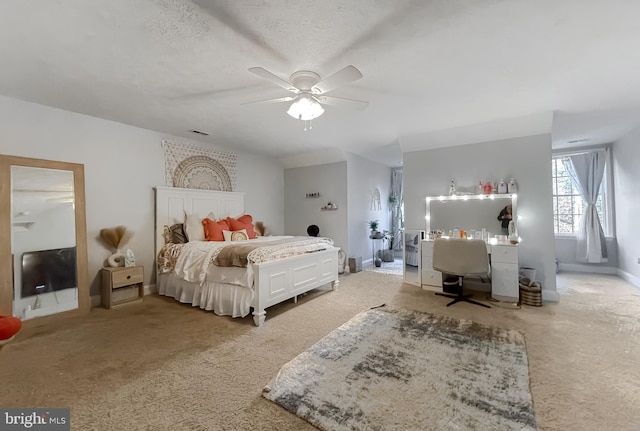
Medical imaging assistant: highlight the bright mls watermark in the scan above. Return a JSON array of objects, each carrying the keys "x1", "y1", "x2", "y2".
[{"x1": 0, "y1": 408, "x2": 69, "y2": 430}]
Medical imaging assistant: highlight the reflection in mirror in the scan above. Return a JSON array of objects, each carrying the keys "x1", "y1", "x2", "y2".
[
  {"x1": 426, "y1": 194, "x2": 517, "y2": 240},
  {"x1": 403, "y1": 230, "x2": 424, "y2": 286},
  {"x1": 11, "y1": 166, "x2": 78, "y2": 319}
]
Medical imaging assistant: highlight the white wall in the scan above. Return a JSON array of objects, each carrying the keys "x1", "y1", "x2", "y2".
[
  {"x1": 0, "y1": 95, "x2": 285, "y2": 297},
  {"x1": 403, "y1": 134, "x2": 558, "y2": 299},
  {"x1": 613, "y1": 126, "x2": 640, "y2": 285},
  {"x1": 346, "y1": 154, "x2": 392, "y2": 264},
  {"x1": 283, "y1": 155, "x2": 391, "y2": 264},
  {"x1": 283, "y1": 162, "x2": 348, "y2": 252}
]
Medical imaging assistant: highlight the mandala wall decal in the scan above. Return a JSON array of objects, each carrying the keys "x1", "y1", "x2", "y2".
[
  {"x1": 162, "y1": 138, "x2": 238, "y2": 191},
  {"x1": 172, "y1": 155, "x2": 233, "y2": 191}
]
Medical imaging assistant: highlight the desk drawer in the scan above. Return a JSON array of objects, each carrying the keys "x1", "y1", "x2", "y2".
[
  {"x1": 112, "y1": 267, "x2": 144, "y2": 289},
  {"x1": 421, "y1": 241, "x2": 434, "y2": 258},
  {"x1": 491, "y1": 245, "x2": 518, "y2": 264}
]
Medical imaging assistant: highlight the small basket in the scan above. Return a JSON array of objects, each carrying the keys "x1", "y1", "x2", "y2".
[{"x1": 519, "y1": 279, "x2": 542, "y2": 307}]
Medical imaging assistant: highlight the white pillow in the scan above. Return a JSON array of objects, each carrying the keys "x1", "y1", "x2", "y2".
[
  {"x1": 184, "y1": 211, "x2": 215, "y2": 242},
  {"x1": 223, "y1": 229, "x2": 248, "y2": 242}
]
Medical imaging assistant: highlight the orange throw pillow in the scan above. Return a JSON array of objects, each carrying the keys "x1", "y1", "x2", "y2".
[
  {"x1": 202, "y1": 218, "x2": 229, "y2": 241},
  {"x1": 227, "y1": 215, "x2": 257, "y2": 239}
]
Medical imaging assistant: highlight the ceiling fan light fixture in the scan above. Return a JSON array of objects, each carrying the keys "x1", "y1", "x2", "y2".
[{"x1": 287, "y1": 94, "x2": 324, "y2": 121}]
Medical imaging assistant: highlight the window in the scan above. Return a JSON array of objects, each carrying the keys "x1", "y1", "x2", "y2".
[{"x1": 551, "y1": 150, "x2": 611, "y2": 236}]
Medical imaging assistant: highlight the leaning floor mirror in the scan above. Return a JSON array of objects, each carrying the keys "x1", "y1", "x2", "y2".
[
  {"x1": 403, "y1": 230, "x2": 424, "y2": 286},
  {"x1": 0, "y1": 155, "x2": 89, "y2": 320}
]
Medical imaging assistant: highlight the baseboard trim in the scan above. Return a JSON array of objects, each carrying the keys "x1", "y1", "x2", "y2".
[
  {"x1": 616, "y1": 269, "x2": 640, "y2": 290},
  {"x1": 558, "y1": 263, "x2": 618, "y2": 275},
  {"x1": 144, "y1": 284, "x2": 157, "y2": 295},
  {"x1": 542, "y1": 289, "x2": 559, "y2": 302}
]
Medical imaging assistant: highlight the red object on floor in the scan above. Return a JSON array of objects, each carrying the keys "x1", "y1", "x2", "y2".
[{"x1": 0, "y1": 315, "x2": 22, "y2": 345}]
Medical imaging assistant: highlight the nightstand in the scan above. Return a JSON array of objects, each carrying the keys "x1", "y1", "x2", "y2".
[{"x1": 101, "y1": 266, "x2": 144, "y2": 309}]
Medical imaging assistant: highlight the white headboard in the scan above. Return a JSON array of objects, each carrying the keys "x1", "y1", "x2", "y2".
[{"x1": 154, "y1": 186, "x2": 245, "y2": 262}]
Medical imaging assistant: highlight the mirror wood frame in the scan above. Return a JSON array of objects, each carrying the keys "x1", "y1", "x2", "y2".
[{"x1": 0, "y1": 154, "x2": 90, "y2": 317}]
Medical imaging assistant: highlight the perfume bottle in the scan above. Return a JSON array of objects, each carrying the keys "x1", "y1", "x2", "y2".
[
  {"x1": 498, "y1": 179, "x2": 507, "y2": 194},
  {"x1": 483, "y1": 181, "x2": 493, "y2": 195},
  {"x1": 449, "y1": 179, "x2": 456, "y2": 196}
]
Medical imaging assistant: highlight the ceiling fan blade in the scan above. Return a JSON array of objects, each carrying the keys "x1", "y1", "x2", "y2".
[
  {"x1": 317, "y1": 95, "x2": 369, "y2": 110},
  {"x1": 312, "y1": 65, "x2": 363, "y2": 94},
  {"x1": 241, "y1": 96, "x2": 297, "y2": 105},
  {"x1": 248, "y1": 67, "x2": 299, "y2": 93}
]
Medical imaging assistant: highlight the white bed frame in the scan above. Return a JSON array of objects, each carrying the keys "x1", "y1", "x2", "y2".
[{"x1": 154, "y1": 186, "x2": 339, "y2": 326}]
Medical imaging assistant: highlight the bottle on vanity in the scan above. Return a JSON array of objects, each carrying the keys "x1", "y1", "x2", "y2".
[
  {"x1": 483, "y1": 181, "x2": 493, "y2": 195},
  {"x1": 498, "y1": 179, "x2": 507, "y2": 194},
  {"x1": 508, "y1": 178, "x2": 518, "y2": 193}
]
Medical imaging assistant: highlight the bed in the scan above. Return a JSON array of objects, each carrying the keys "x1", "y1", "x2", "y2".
[{"x1": 154, "y1": 186, "x2": 339, "y2": 326}]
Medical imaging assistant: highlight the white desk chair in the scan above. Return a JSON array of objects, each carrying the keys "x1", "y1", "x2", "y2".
[{"x1": 432, "y1": 238, "x2": 491, "y2": 308}]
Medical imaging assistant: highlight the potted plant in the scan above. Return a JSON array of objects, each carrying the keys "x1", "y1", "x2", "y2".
[{"x1": 368, "y1": 220, "x2": 380, "y2": 238}]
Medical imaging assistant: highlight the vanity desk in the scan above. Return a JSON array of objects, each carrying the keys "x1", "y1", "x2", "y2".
[
  {"x1": 416, "y1": 192, "x2": 520, "y2": 302},
  {"x1": 421, "y1": 240, "x2": 519, "y2": 301}
]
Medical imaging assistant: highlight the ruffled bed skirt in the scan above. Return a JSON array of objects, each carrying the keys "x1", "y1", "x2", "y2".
[{"x1": 158, "y1": 273, "x2": 254, "y2": 318}]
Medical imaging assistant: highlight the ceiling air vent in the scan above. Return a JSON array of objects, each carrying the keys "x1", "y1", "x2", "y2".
[
  {"x1": 190, "y1": 130, "x2": 210, "y2": 136},
  {"x1": 567, "y1": 138, "x2": 590, "y2": 144}
]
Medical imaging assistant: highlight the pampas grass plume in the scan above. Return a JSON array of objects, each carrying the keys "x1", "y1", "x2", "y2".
[{"x1": 100, "y1": 226, "x2": 126, "y2": 250}]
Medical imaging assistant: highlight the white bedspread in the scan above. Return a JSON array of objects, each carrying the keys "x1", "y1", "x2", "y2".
[{"x1": 173, "y1": 236, "x2": 334, "y2": 286}]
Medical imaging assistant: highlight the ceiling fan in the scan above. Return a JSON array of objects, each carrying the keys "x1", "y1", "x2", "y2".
[{"x1": 246, "y1": 65, "x2": 368, "y2": 130}]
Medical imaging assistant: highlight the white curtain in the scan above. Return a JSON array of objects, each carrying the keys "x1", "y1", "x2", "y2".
[
  {"x1": 391, "y1": 169, "x2": 403, "y2": 250},
  {"x1": 562, "y1": 150, "x2": 608, "y2": 263}
]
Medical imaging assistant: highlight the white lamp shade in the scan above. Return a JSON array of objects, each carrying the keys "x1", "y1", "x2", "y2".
[{"x1": 287, "y1": 94, "x2": 324, "y2": 121}]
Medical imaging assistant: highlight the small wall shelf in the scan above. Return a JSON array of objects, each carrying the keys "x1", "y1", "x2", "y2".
[{"x1": 321, "y1": 207, "x2": 338, "y2": 211}]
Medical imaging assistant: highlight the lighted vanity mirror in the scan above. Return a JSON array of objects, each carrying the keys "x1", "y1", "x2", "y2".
[
  {"x1": 425, "y1": 194, "x2": 517, "y2": 239},
  {"x1": 0, "y1": 155, "x2": 89, "y2": 320}
]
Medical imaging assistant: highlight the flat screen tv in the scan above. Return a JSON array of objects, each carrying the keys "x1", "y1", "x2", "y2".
[{"x1": 21, "y1": 247, "x2": 77, "y2": 298}]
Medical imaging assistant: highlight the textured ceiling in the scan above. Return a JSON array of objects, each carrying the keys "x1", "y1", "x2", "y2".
[{"x1": 1, "y1": 0, "x2": 640, "y2": 167}]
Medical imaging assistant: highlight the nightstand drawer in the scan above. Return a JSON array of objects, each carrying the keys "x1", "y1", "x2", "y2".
[{"x1": 111, "y1": 267, "x2": 144, "y2": 289}]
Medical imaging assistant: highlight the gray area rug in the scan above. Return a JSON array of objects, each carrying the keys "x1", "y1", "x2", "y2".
[{"x1": 263, "y1": 305, "x2": 537, "y2": 431}]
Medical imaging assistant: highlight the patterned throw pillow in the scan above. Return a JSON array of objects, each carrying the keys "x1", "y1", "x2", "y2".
[
  {"x1": 162, "y1": 225, "x2": 173, "y2": 244},
  {"x1": 169, "y1": 223, "x2": 187, "y2": 244},
  {"x1": 223, "y1": 229, "x2": 248, "y2": 241}
]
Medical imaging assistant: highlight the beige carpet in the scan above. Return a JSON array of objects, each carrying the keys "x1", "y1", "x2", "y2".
[{"x1": 1, "y1": 271, "x2": 639, "y2": 430}]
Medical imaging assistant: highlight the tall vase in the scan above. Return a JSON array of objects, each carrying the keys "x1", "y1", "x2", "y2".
[{"x1": 107, "y1": 249, "x2": 125, "y2": 267}]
